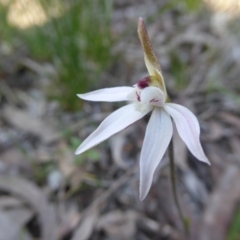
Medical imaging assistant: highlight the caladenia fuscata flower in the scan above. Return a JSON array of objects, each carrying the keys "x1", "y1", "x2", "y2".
[{"x1": 75, "y1": 17, "x2": 210, "y2": 201}]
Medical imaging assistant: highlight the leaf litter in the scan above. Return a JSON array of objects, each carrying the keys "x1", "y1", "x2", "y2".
[{"x1": 1, "y1": 0, "x2": 240, "y2": 239}]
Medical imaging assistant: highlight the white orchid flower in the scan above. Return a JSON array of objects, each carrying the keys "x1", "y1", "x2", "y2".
[{"x1": 75, "y1": 17, "x2": 210, "y2": 201}]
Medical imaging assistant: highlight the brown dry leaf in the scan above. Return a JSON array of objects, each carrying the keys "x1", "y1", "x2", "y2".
[
  {"x1": 219, "y1": 112, "x2": 240, "y2": 128},
  {"x1": 72, "y1": 168, "x2": 136, "y2": 240},
  {"x1": 0, "y1": 198, "x2": 33, "y2": 239},
  {"x1": 57, "y1": 203, "x2": 81, "y2": 239},
  {"x1": 0, "y1": 210, "x2": 20, "y2": 240},
  {"x1": 0, "y1": 148, "x2": 30, "y2": 171},
  {"x1": 137, "y1": 215, "x2": 160, "y2": 234},
  {"x1": 206, "y1": 144, "x2": 226, "y2": 168},
  {"x1": 197, "y1": 165, "x2": 240, "y2": 240},
  {"x1": 35, "y1": 146, "x2": 54, "y2": 163},
  {"x1": 203, "y1": 121, "x2": 224, "y2": 141},
  {"x1": 2, "y1": 105, "x2": 58, "y2": 143},
  {"x1": 5, "y1": 207, "x2": 33, "y2": 227},
  {"x1": 0, "y1": 175, "x2": 58, "y2": 240},
  {"x1": 57, "y1": 141, "x2": 76, "y2": 178},
  {"x1": 57, "y1": 141, "x2": 87, "y2": 190},
  {"x1": 110, "y1": 128, "x2": 132, "y2": 169},
  {"x1": 96, "y1": 210, "x2": 137, "y2": 238},
  {"x1": 229, "y1": 136, "x2": 240, "y2": 157},
  {"x1": 22, "y1": 58, "x2": 57, "y2": 77},
  {"x1": 0, "y1": 196, "x2": 23, "y2": 208},
  {"x1": 72, "y1": 207, "x2": 99, "y2": 240}
]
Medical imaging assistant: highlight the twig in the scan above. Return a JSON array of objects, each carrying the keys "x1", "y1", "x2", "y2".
[{"x1": 72, "y1": 167, "x2": 137, "y2": 240}]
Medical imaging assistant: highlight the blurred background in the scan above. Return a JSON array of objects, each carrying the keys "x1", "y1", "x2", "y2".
[{"x1": 0, "y1": 0, "x2": 240, "y2": 239}]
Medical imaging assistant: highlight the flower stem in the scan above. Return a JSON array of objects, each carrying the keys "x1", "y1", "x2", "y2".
[{"x1": 169, "y1": 139, "x2": 190, "y2": 237}]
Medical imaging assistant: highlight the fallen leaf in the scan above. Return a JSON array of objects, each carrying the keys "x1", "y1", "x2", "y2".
[
  {"x1": 72, "y1": 207, "x2": 99, "y2": 240},
  {"x1": 0, "y1": 196, "x2": 23, "y2": 208},
  {"x1": 0, "y1": 175, "x2": 58, "y2": 240},
  {"x1": 110, "y1": 128, "x2": 132, "y2": 169},
  {"x1": 96, "y1": 210, "x2": 137, "y2": 238},
  {"x1": 197, "y1": 166, "x2": 240, "y2": 240},
  {"x1": 5, "y1": 207, "x2": 33, "y2": 227},
  {"x1": 2, "y1": 106, "x2": 58, "y2": 143},
  {"x1": 0, "y1": 210, "x2": 20, "y2": 240},
  {"x1": 219, "y1": 112, "x2": 240, "y2": 128}
]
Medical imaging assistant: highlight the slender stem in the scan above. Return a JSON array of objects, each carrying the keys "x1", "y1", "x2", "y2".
[{"x1": 169, "y1": 139, "x2": 189, "y2": 237}]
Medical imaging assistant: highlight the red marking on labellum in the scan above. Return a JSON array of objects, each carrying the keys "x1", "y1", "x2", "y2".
[
  {"x1": 137, "y1": 76, "x2": 151, "y2": 89},
  {"x1": 136, "y1": 92, "x2": 140, "y2": 101},
  {"x1": 150, "y1": 99, "x2": 159, "y2": 103}
]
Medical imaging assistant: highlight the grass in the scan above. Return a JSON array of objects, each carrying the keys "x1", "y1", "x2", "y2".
[
  {"x1": 0, "y1": 0, "x2": 113, "y2": 110},
  {"x1": 228, "y1": 204, "x2": 240, "y2": 240},
  {"x1": 169, "y1": 51, "x2": 189, "y2": 90}
]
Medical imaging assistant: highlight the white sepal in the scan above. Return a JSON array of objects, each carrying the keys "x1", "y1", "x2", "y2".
[
  {"x1": 164, "y1": 103, "x2": 210, "y2": 165},
  {"x1": 75, "y1": 104, "x2": 150, "y2": 155},
  {"x1": 139, "y1": 108, "x2": 173, "y2": 200}
]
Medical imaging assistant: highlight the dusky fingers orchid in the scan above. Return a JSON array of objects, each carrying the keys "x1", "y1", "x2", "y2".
[{"x1": 75, "y1": 17, "x2": 210, "y2": 201}]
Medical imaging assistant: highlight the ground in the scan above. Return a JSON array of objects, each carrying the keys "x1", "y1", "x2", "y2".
[{"x1": 0, "y1": 0, "x2": 240, "y2": 240}]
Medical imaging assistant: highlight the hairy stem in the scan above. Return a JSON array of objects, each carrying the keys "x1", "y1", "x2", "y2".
[{"x1": 169, "y1": 139, "x2": 190, "y2": 237}]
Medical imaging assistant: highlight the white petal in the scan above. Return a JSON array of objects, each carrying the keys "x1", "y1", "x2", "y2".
[
  {"x1": 77, "y1": 87, "x2": 134, "y2": 102},
  {"x1": 139, "y1": 108, "x2": 173, "y2": 201},
  {"x1": 141, "y1": 86, "x2": 166, "y2": 107},
  {"x1": 75, "y1": 104, "x2": 151, "y2": 155},
  {"x1": 164, "y1": 103, "x2": 210, "y2": 165}
]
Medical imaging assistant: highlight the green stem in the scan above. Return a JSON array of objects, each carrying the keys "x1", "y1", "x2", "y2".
[{"x1": 169, "y1": 139, "x2": 190, "y2": 237}]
